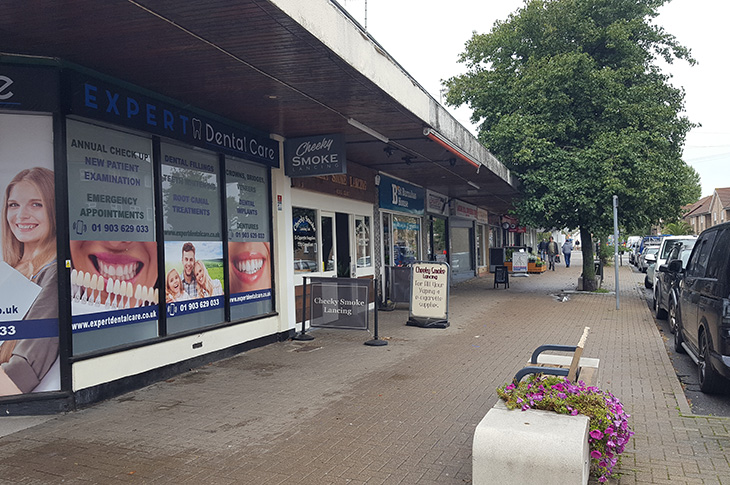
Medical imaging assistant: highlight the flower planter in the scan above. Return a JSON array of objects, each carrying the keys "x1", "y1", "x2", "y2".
[
  {"x1": 528, "y1": 262, "x2": 546, "y2": 273},
  {"x1": 473, "y1": 400, "x2": 590, "y2": 484}
]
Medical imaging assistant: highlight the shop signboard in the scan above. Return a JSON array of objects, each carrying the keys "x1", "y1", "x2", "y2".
[
  {"x1": 378, "y1": 174, "x2": 424, "y2": 215},
  {"x1": 407, "y1": 261, "x2": 450, "y2": 328},
  {"x1": 0, "y1": 64, "x2": 59, "y2": 112},
  {"x1": 450, "y1": 199, "x2": 478, "y2": 220},
  {"x1": 426, "y1": 190, "x2": 449, "y2": 217},
  {"x1": 309, "y1": 277, "x2": 369, "y2": 330},
  {"x1": 284, "y1": 134, "x2": 346, "y2": 177},
  {"x1": 66, "y1": 72, "x2": 279, "y2": 167}
]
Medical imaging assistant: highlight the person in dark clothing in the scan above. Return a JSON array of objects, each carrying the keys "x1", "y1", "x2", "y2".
[
  {"x1": 538, "y1": 239, "x2": 548, "y2": 263},
  {"x1": 546, "y1": 237, "x2": 559, "y2": 271}
]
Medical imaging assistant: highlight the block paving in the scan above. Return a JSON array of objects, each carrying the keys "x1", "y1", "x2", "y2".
[{"x1": 0, "y1": 252, "x2": 729, "y2": 483}]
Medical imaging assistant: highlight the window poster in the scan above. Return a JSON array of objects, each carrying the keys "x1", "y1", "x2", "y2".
[
  {"x1": 0, "y1": 112, "x2": 60, "y2": 395},
  {"x1": 225, "y1": 158, "x2": 272, "y2": 320},
  {"x1": 161, "y1": 143, "x2": 224, "y2": 333},
  {"x1": 66, "y1": 120, "x2": 158, "y2": 354}
]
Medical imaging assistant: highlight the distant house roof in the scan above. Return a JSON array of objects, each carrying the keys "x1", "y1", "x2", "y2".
[
  {"x1": 716, "y1": 187, "x2": 730, "y2": 209},
  {"x1": 683, "y1": 195, "x2": 712, "y2": 218}
]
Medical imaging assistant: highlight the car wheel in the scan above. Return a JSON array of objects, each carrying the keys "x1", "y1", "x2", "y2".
[
  {"x1": 698, "y1": 330, "x2": 722, "y2": 394},
  {"x1": 668, "y1": 301, "x2": 677, "y2": 334},
  {"x1": 674, "y1": 319, "x2": 685, "y2": 353},
  {"x1": 654, "y1": 288, "x2": 667, "y2": 320},
  {"x1": 644, "y1": 275, "x2": 651, "y2": 289}
]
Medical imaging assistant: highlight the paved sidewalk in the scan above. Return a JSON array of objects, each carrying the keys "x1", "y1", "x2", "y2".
[{"x1": 1, "y1": 252, "x2": 729, "y2": 484}]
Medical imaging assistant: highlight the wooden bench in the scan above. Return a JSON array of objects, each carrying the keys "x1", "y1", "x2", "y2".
[
  {"x1": 513, "y1": 327, "x2": 599, "y2": 385},
  {"x1": 473, "y1": 327, "x2": 599, "y2": 484}
]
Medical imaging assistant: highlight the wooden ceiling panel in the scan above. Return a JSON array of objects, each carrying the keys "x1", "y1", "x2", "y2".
[{"x1": 0, "y1": 0, "x2": 518, "y2": 213}]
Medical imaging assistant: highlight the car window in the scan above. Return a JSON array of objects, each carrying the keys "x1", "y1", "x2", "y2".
[
  {"x1": 686, "y1": 232, "x2": 716, "y2": 278},
  {"x1": 660, "y1": 239, "x2": 696, "y2": 259},
  {"x1": 679, "y1": 248, "x2": 692, "y2": 268},
  {"x1": 706, "y1": 228, "x2": 730, "y2": 280}
]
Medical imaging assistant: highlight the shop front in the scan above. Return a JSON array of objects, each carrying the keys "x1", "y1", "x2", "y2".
[
  {"x1": 289, "y1": 159, "x2": 376, "y2": 319},
  {"x1": 449, "y1": 199, "x2": 478, "y2": 282},
  {"x1": 378, "y1": 174, "x2": 425, "y2": 304},
  {"x1": 425, "y1": 190, "x2": 449, "y2": 264},
  {"x1": 0, "y1": 60, "x2": 281, "y2": 412}
]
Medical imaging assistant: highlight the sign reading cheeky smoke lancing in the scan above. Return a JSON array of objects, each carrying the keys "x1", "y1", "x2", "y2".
[{"x1": 309, "y1": 277, "x2": 370, "y2": 330}]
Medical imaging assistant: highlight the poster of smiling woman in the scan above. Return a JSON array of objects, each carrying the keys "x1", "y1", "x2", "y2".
[{"x1": 0, "y1": 112, "x2": 60, "y2": 396}]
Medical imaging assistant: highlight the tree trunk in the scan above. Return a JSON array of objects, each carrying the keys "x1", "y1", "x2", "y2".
[{"x1": 580, "y1": 227, "x2": 597, "y2": 291}]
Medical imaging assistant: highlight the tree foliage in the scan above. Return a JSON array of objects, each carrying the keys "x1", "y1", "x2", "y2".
[
  {"x1": 663, "y1": 220, "x2": 693, "y2": 235},
  {"x1": 445, "y1": 0, "x2": 701, "y2": 285}
]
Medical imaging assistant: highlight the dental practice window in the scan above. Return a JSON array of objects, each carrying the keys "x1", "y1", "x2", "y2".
[
  {"x1": 225, "y1": 157, "x2": 272, "y2": 320},
  {"x1": 66, "y1": 119, "x2": 158, "y2": 355},
  {"x1": 161, "y1": 142, "x2": 225, "y2": 334}
]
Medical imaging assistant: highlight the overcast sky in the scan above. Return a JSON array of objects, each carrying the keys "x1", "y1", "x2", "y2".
[{"x1": 341, "y1": 0, "x2": 730, "y2": 198}]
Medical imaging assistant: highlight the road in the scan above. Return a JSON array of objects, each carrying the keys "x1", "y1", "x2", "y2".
[{"x1": 638, "y1": 267, "x2": 730, "y2": 416}]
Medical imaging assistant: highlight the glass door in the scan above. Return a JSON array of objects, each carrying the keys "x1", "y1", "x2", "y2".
[{"x1": 320, "y1": 212, "x2": 337, "y2": 276}]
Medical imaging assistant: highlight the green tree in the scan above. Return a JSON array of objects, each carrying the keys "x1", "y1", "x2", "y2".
[
  {"x1": 663, "y1": 220, "x2": 693, "y2": 235},
  {"x1": 445, "y1": 0, "x2": 701, "y2": 289}
]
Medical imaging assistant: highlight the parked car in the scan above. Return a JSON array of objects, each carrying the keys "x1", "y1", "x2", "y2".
[
  {"x1": 638, "y1": 245, "x2": 659, "y2": 274},
  {"x1": 652, "y1": 235, "x2": 698, "y2": 288},
  {"x1": 653, "y1": 244, "x2": 694, "y2": 329},
  {"x1": 674, "y1": 222, "x2": 730, "y2": 393},
  {"x1": 645, "y1": 261, "x2": 657, "y2": 289}
]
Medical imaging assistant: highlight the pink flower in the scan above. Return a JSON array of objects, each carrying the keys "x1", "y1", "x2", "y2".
[
  {"x1": 590, "y1": 429, "x2": 604, "y2": 440},
  {"x1": 590, "y1": 450, "x2": 602, "y2": 459}
]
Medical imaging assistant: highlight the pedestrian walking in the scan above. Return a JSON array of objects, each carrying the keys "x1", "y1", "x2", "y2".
[
  {"x1": 562, "y1": 238, "x2": 574, "y2": 268},
  {"x1": 546, "y1": 236, "x2": 559, "y2": 271},
  {"x1": 538, "y1": 239, "x2": 548, "y2": 263}
]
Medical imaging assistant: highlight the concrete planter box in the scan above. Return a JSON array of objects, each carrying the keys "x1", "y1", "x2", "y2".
[{"x1": 473, "y1": 400, "x2": 590, "y2": 485}]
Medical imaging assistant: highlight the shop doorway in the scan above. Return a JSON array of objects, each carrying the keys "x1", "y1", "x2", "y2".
[{"x1": 335, "y1": 212, "x2": 351, "y2": 277}]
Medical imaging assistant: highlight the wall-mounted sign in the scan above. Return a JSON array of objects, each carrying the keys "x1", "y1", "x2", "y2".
[
  {"x1": 477, "y1": 208, "x2": 489, "y2": 224},
  {"x1": 291, "y1": 161, "x2": 375, "y2": 204},
  {"x1": 407, "y1": 262, "x2": 449, "y2": 328},
  {"x1": 450, "y1": 199, "x2": 478, "y2": 220},
  {"x1": 378, "y1": 174, "x2": 424, "y2": 215},
  {"x1": 502, "y1": 215, "x2": 526, "y2": 232},
  {"x1": 284, "y1": 134, "x2": 346, "y2": 177},
  {"x1": 0, "y1": 64, "x2": 59, "y2": 112},
  {"x1": 426, "y1": 190, "x2": 449, "y2": 217},
  {"x1": 66, "y1": 72, "x2": 279, "y2": 167}
]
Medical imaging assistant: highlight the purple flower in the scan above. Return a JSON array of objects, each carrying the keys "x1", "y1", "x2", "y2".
[
  {"x1": 590, "y1": 429, "x2": 604, "y2": 440},
  {"x1": 590, "y1": 450, "x2": 602, "y2": 459}
]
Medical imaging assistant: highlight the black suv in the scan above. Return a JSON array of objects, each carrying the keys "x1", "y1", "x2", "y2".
[{"x1": 675, "y1": 222, "x2": 730, "y2": 393}]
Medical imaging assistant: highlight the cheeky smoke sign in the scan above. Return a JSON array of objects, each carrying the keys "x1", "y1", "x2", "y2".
[
  {"x1": 407, "y1": 262, "x2": 450, "y2": 328},
  {"x1": 309, "y1": 277, "x2": 369, "y2": 330}
]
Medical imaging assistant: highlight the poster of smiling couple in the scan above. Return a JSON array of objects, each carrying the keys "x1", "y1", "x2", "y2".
[{"x1": 0, "y1": 113, "x2": 59, "y2": 396}]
